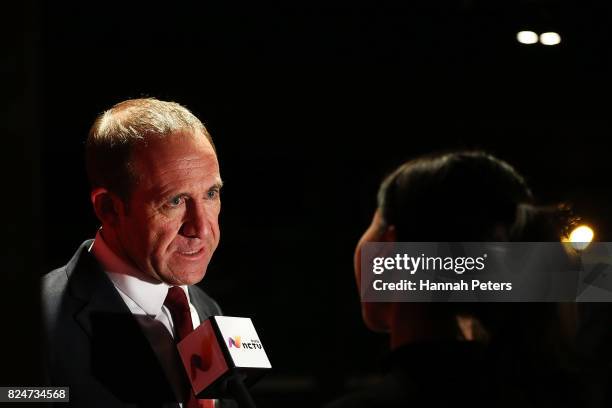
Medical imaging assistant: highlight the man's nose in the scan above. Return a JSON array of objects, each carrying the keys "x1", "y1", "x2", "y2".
[{"x1": 179, "y1": 201, "x2": 210, "y2": 238}]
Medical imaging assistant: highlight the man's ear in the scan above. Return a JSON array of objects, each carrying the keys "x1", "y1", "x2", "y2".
[{"x1": 90, "y1": 188, "x2": 124, "y2": 226}]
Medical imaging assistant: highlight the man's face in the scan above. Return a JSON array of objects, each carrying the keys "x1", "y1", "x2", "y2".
[{"x1": 115, "y1": 131, "x2": 221, "y2": 285}]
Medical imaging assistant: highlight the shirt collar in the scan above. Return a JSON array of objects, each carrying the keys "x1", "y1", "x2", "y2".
[{"x1": 90, "y1": 229, "x2": 189, "y2": 317}]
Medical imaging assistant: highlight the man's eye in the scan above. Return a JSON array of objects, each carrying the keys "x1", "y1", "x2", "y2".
[
  {"x1": 168, "y1": 196, "x2": 184, "y2": 207},
  {"x1": 207, "y1": 189, "x2": 220, "y2": 200}
]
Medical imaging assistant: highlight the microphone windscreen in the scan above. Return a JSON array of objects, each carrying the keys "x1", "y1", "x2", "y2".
[{"x1": 177, "y1": 316, "x2": 271, "y2": 398}]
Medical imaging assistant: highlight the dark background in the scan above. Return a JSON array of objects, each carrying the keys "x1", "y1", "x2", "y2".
[{"x1": 7, "y1": 0, "x2": 611, "y2": 406}]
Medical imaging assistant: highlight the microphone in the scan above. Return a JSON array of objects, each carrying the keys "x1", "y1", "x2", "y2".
[{"x1": 176, "y1": 316, "x2": 272, "y2": 408}]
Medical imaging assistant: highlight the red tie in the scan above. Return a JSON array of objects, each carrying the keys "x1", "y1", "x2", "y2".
[{"x1": 164, "y1": 287, "x2": 214, "y2": 408}]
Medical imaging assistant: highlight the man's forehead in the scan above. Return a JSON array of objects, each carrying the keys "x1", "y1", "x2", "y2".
[
  {"x1": 132, "y1": 132, "x2": 217, "y2": 166},
  {"x1": 130, "y1": 132, "x2": 220, "y2": 187}
]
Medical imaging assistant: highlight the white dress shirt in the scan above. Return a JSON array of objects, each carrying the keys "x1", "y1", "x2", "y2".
[{"x1": 90, "y1": 229, "x2": 201, "y2": 405}]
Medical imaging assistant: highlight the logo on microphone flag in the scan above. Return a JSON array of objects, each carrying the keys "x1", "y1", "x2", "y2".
[{"x1": 228, "y1": 336, "x2": 241, "y2": 348}]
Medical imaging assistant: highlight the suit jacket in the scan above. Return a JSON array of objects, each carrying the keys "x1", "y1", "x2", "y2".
[{"x1": 42, "y1": 240, "x2": 223, "y2": 408}]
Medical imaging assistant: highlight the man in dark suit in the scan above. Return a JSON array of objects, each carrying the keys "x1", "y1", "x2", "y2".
[{"x1": 42, "y1": 98, "x2": 227, "y2": 408}]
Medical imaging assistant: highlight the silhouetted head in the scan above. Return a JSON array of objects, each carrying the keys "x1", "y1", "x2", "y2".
[
  {"x1": 376, "y1": 151, "x2": 536, "y2": 241},
  {"x1": 354, "y1": 151, "x2": 573, "y2": 351}
]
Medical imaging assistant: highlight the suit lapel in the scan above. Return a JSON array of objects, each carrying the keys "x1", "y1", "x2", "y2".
[
  {"x1": 188, "y1": 286, "x2": 220, "y2": 324},
  {"x1": 63, "y1": 240, "x2": 178, "y2": 403},
  {"x1": 188, "y1": 286, "x2": 206, "y2": 324},
  {"x1": 65, "y1": 241, "x2": 133, "y2": 337}
]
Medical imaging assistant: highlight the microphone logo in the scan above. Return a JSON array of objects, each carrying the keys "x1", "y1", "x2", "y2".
[{"x1": 228, "y1": 336, "x2": 242, "y2": 348}]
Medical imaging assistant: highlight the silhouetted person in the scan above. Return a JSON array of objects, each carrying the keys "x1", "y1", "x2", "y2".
[{"x1": 327, "y1": 151, "x2": 583, "y2": 408}]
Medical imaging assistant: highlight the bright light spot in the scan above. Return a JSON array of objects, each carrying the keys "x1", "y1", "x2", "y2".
[
  {"x1": 569, "y1": 225, "x2": 594, "y2": 251},
  {"x1": 540, "y1": 32, "x2": 561, "y2": 46},
  {"x1": 517, "y1": 31, "x2": 538, "y2": 45}
]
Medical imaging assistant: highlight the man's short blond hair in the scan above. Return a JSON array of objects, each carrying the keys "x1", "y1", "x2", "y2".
[{"x1": 86, "y1": 98, "x2": 214, "y2": 199}]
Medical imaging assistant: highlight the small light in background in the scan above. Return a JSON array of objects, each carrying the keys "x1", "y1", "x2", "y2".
[
  {"x1": 540, "y1": 32, "x2": 561, "y2": 46},
  {"x1": 568, "y1": 225, "x2": 594, "y2": 251},
  {"x1": 517, "y1": 31, "x2": 539, "y2": 45}
]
